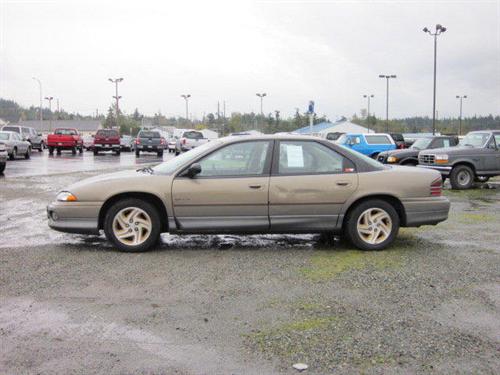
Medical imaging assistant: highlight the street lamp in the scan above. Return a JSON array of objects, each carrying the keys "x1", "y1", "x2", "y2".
[
  {"x1": 378, "y1": 75, "x2": 397, "y2": 133},
  {"x1": 456, "y1": 95, "x2": 467, "y2": 136},
  {"x1": 423, "y1": 24, "x2": 447, "y2": 135},
  {"x1": 363, "y1": 94, "x2": 374, "y2": 132},
  {"x1": 108, "y1": 78, "x2": 124, "y2": 121},
  {"x1": 181, "y1": 94, "x2": 191, "y2": 122},
  {"x1": 256, "y1": 93, "x2": 267, "y2": 115},
  {"x1": 32, "y1": 77, "x2": 43, "y2": 127},
  {"x1": 44, "y1": 96, "x2": 54, "y2": 132}
]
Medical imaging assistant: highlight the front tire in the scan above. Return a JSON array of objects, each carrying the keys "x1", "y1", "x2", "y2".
[
  {"x1": 345, "y1": 199, "x2": 400, "y2": 251},
  {"x1": 0, "y1": 163, "x2": 5, "y2": 174},
  {"x1": 10, "y1": 148, "x2": 17, "y2": 160},
  {"x1": 25, "y1": 147, "x2": 31, "y2": 159},
  {"x1": 104, "y1": 198, "x2": 161, "y2": 252},
  {"x1": 450, "y1": 165, "x2": 474, "y2": 190}
]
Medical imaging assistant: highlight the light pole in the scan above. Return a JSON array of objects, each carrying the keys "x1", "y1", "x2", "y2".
[
  {"x1": 108, "y1": 78, "x2": 124, "y2": 122},
  {"x1": 32, "y1": 77, "x2": 43, "y2": 128},
  {"x1": 181, "y1": 94, "x2": 191, "y2": 123},
  {"x1": 256, "y1": 93, "x2": 267, "y2": 132},
  {"x1": 379, "y1": 75, "x2": 396, "y2": 133},
  {"x1": 423, "y1": 24, "x2": 447, "y2": 135},
  {"x1": 363, "y1": 94, "x2": 374, "y2": 132},
  {"x1": 44, "y1": 96, "x2": 54, "y2": 132},
  {"x1": 456, "y1": 95, "x2": 467, "y2": 136}
]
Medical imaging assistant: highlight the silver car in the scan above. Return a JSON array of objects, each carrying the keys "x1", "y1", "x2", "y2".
[
  {"x1": 0, "y1": 131, "x2": 32, "y2": 160},
  {"x1": 1, "y1": 125, "x2": 45, "y2": 151}
]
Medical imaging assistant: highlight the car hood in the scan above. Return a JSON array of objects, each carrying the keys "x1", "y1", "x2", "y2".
[
  {"x1": 64, "y1": 169, "x2": 156, "y2": 194},
  {"x1": 379, "y1": 149, "x2": 418, "y2": 158},
  {"x1": 419, "y1": 146, "x2": 475, "y2": 156}
]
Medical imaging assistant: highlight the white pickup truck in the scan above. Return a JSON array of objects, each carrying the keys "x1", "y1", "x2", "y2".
[{"x1": 174, "y1": 130, "x2": 209, "y2": 155}]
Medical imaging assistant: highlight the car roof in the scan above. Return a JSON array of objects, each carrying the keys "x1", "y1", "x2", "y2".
[{"x1": 0, "y1": 130, "x2": 16, "y2": 135}]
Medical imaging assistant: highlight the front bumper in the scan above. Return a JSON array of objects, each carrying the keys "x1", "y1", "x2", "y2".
[
  {"x1": 401, "y1": 196, "x2": 450, "y2": 227},
  {"x1": 47, "y1": 201, "x2": 102, "y2": 235},
  {"x1": 417, "y1": 164, "x2": 452, "y2": 176}
]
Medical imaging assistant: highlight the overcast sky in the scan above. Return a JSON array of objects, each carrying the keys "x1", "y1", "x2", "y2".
[{"x1": 1, "y1": 0, "x2": 499, "y2": 120}]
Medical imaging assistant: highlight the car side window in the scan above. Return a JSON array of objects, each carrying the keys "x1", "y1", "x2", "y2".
[
  {"x1": 12, "y1": 133, "x2": 20, "y2": 141},
  {"x1": 494, "y1": 135, "x2": 500, "y2": 150},
  {"x1": 22, "y1": 128, "x2": 30, "y2": 135},
  {"x1": 196, "y1": 141, "x2": 271, "y2": 177},
  {"x1": 278, "y1": 141, "x2": 351, "y2": 175},
  {"x1": 442, "y1": 139, "x2": 450, "y2": 148}
]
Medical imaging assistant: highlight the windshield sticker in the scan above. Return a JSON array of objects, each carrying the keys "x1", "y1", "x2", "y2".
[{"x1": 286, "y1": 144, "x2": 304, "y2": 167}]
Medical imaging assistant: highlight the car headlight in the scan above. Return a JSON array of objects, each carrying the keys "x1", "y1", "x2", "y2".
[
  {"x1": 56, "y1": 191, "x2": 78, "y2": 202},
  {"x1": 387, "y1": 156, "x2": 398, "y2": 163},
  {"x1": 435, "y1": 154, "x2": 449, "y2": 163}
]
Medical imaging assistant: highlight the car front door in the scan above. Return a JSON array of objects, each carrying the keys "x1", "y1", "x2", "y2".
[
  {"x1": 484, "y1": 134, "x2": 500, "y2": 172},
  {"x1": 269, "y1": 140, "x2": 358, "y2": 231},
  {"x1": 171, "y1": 140, "x2": 273, "y2": 232},
  {"x1": 12, "y1": 133, "x2": 26, "y2": 153}
]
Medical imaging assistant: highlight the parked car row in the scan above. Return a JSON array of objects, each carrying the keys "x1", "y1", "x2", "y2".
[{"x1": 333, "y1": 130, "x2": 500, "y2": 190}]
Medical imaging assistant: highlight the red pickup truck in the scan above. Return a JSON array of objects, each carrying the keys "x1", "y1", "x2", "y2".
[
  {"x1": 93, "y1": 129, "x2": 121, "y2": 155},
  {"x1": 47, "y1": 128, "x2": 83, "y2": 155}
]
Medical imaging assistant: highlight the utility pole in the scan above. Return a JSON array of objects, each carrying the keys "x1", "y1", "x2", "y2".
[
  {"x1": 379, "y1": 75, "x2": 397, "y2": 133},
  {"x1": 363, "y1": 94, "x2": 374, "y2": 132},
  {"x1": 108, "y1": 78, "x2": 124, "y2": 124},
  {"x1": 423, "y1": 24, "x2": 447, "y2": 135},
  {"x1": 44, "y1": 96, "x2": 54, "y2": 132},
  {"x1": 181, "y1": 94, "x2": 191, "y2": 124},
  {"x1": 256, "y1": 93, "x2": 267, "y2": 132},
  {"x1": 456, "y1": 95, "x2": 467, "y2": 136},
  {"x1": 32, "y1": 77, "x2": 43, "y2": 128},
  {"x1": 308, "y1": 100, "x2": 315, "y2": 135},
  {"x1": 56, "y1": 98, "x2": 60, "y2": 113}
]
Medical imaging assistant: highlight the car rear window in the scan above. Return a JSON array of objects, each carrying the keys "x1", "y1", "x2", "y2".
[
  {"x1": 2, "y1": 126, "x2": 20, "y2": 133},
  {"x1": 390, "y1": 133, "x2": 404, "y2": 142},
  {"x1": 96, "y1": 129, "x2": 119, "y2": 137},
  {"x1": 54, "y1": 129, "x2": 77, "y2": 135},
  {"x1": 365, "y1": 135, "x2": 392, "y2": 145},
  {"x1": 183, "y1": 131, "x2": 203, "y2": 139},
  {"x1": 139, "y1": 131, "x2": 161, "y2": 138}
]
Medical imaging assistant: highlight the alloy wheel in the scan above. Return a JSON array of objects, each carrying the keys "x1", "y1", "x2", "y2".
[
  {"x1": 112, "y1": 207, "x2": 152, "y2": 246},
  {"x1": 356, "y1": 208, "x2": 392, "y2": 245}
]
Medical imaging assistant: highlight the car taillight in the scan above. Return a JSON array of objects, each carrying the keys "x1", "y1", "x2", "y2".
[
  {"x1": 399, "y1": 144, "x2": 405, "y2": 149},
  {"x1": 135, "y1": 138, "x2": 140, "y2": 145},
  {"x1": 182, "y1": 138, "x2": 187, "y2": 145},
  {"x1": 160, "y1": 137, "x2": 166, "y2": 145},
  {"x1": 430, "y1": 177, "x2": 442, "y2": 196}
]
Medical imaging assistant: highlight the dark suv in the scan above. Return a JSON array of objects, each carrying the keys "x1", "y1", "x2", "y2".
[
  {"x1": 135, "y1": 130, "x2": 166, "y2": 157},
  {"x1": 418, "y1": 130, "x2": 500, "y2": 189},
  {"x1": 378, "y1": 136, "x2": 458, "y2": 166}
]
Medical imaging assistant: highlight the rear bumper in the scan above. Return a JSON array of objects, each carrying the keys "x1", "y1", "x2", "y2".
[
  {"x1": 47, "y1": 202, "x2": 101, "y2": 235},
  {"x1": 94, "y1": 144, "x2": 120, "y2": 150},
  {"x1": 401, "y1": 196, "x2": 450, "y2": 227},
  {"x1": 48, "y1": 143, "x2": 79, "y2": 149},
  {"x1": 136, "y1": 145, "x2": 165, "y2": 151},
  {"x1": 417, "y1": 165, "x2": 452, "y2": 176}
]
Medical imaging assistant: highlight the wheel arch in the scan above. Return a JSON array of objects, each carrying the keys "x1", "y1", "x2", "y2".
[
  {"x1": 451, "y1": 161, "x2": 477, "y2": 174},
  {"x1": 98, "y1": 192, "x2": 169, "y2": 232},
  {"x1": 342, "y1": 194, "x2": 407, "y2": 228},
  {"x1": 400, "y1": 157, "x2": 418, "y2": 165}
]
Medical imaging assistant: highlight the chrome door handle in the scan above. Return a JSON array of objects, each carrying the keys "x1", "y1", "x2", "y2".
[
  {"x1": 249, "y1": 185, "x2": 262, "y2": 189},
  {"x1": 336, "y1": 181, "x2": 350, "y2": 186}
]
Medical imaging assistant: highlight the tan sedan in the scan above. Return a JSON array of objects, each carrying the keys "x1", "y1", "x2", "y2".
[{"x1": 47, "y1": 135, "x2": 450, "y2": 252}]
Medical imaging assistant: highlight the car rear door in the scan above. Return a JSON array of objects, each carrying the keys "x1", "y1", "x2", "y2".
[
  {"x1": 171, "y1": 140, "x2": 273, "y2": 232},
  {"x1": 269, "y1": 140, "x2": 358, "y2": 231}
]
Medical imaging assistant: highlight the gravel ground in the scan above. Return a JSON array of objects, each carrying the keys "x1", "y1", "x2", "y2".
[{"x1": 0, "y1": 169, "x2": 499, "y2": 375}]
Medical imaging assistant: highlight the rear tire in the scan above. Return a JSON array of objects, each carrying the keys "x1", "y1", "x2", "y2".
[
  {"x1": 48, "y1": 146, "x2": 54, "y2": 155},
  {"x1": 115, "y1": 150, "x2": 121, "y2": 156},
  {"x1": 25, "y1": 147, "x2": 31, "y2": 159},
  {"x1": 56, "y1": 148, "x2": 61, "y2": 155},
  {"x1": 104, "y1": 198, "x2": 161, "y2": 252},
  {"x1": 157, "y1": 151, "x2": 163, "y2": 157},
  {"x1": 79, "y1": 146, "x2": 83, "y2": 154},
  {"x1": 93, "y1": 149, "x2": 98, "y2": 156},
  {"x1": 10, "y1": 148, "x2": 17, "y2": 160},
  {"x1": 0, "y1": 163, "x2": 5, "y2": 174},
  {"x1": 345, "y1": 199, "x2": 400, "y2": 251},
  {"x1": 135, "y1": 150, "x2": 140, "y2": 157},
  {"x1": 71, "y1": 147, "x2": 77, "y2": 155},
  {"x1": 450, "y1": 165, "x2": 474, "y2": 190}
]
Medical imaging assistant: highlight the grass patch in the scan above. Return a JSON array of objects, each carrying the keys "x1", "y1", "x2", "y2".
[
  {"x1": 456, "y1": 212, "x2": 495, "y2": 224},
  {"x1": 443, "y1": 188, "x2": 498, "y2": 202},
  {"x1": 300, "y1": 249, "x2": 403, "y2": 281}
]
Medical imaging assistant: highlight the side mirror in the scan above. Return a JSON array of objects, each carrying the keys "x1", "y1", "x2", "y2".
[{"x1": 186, "y1": 163, "x2": 202, "y2": 178}]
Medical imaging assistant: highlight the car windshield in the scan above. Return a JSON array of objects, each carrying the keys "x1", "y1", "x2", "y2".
[
  {"x1": 336, "y1": 134, "x2": 348, "y2": 144},
  {"x1": 152, "y1": 141, "x2": 221, "y2": 175},
  {"x1": 410, "y1": 138, "x2": 432, "y2": 150},
  {"x1": 183, "y1": 131, "x2": 203, "y2": 139},
  {"x1": 139, "y1": 131, "x2": 160, "y2": 138},
  {"x1": 460, "y1": 132, "x2": 490, "y2": 147},
  {"x1": 55, "y1": 129, "x2": 77, "y2": 135},
  {"x1": 0, "y1": 132, "x2": 10, "y2": 140},
  {"x1": 2, "y1": 126, "x2": 20, "y2": 133}
]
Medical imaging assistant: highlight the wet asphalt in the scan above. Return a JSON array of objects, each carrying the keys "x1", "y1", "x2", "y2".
[{"x1": 0, "y1": 150, "x2": 499, "y2": 375}]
